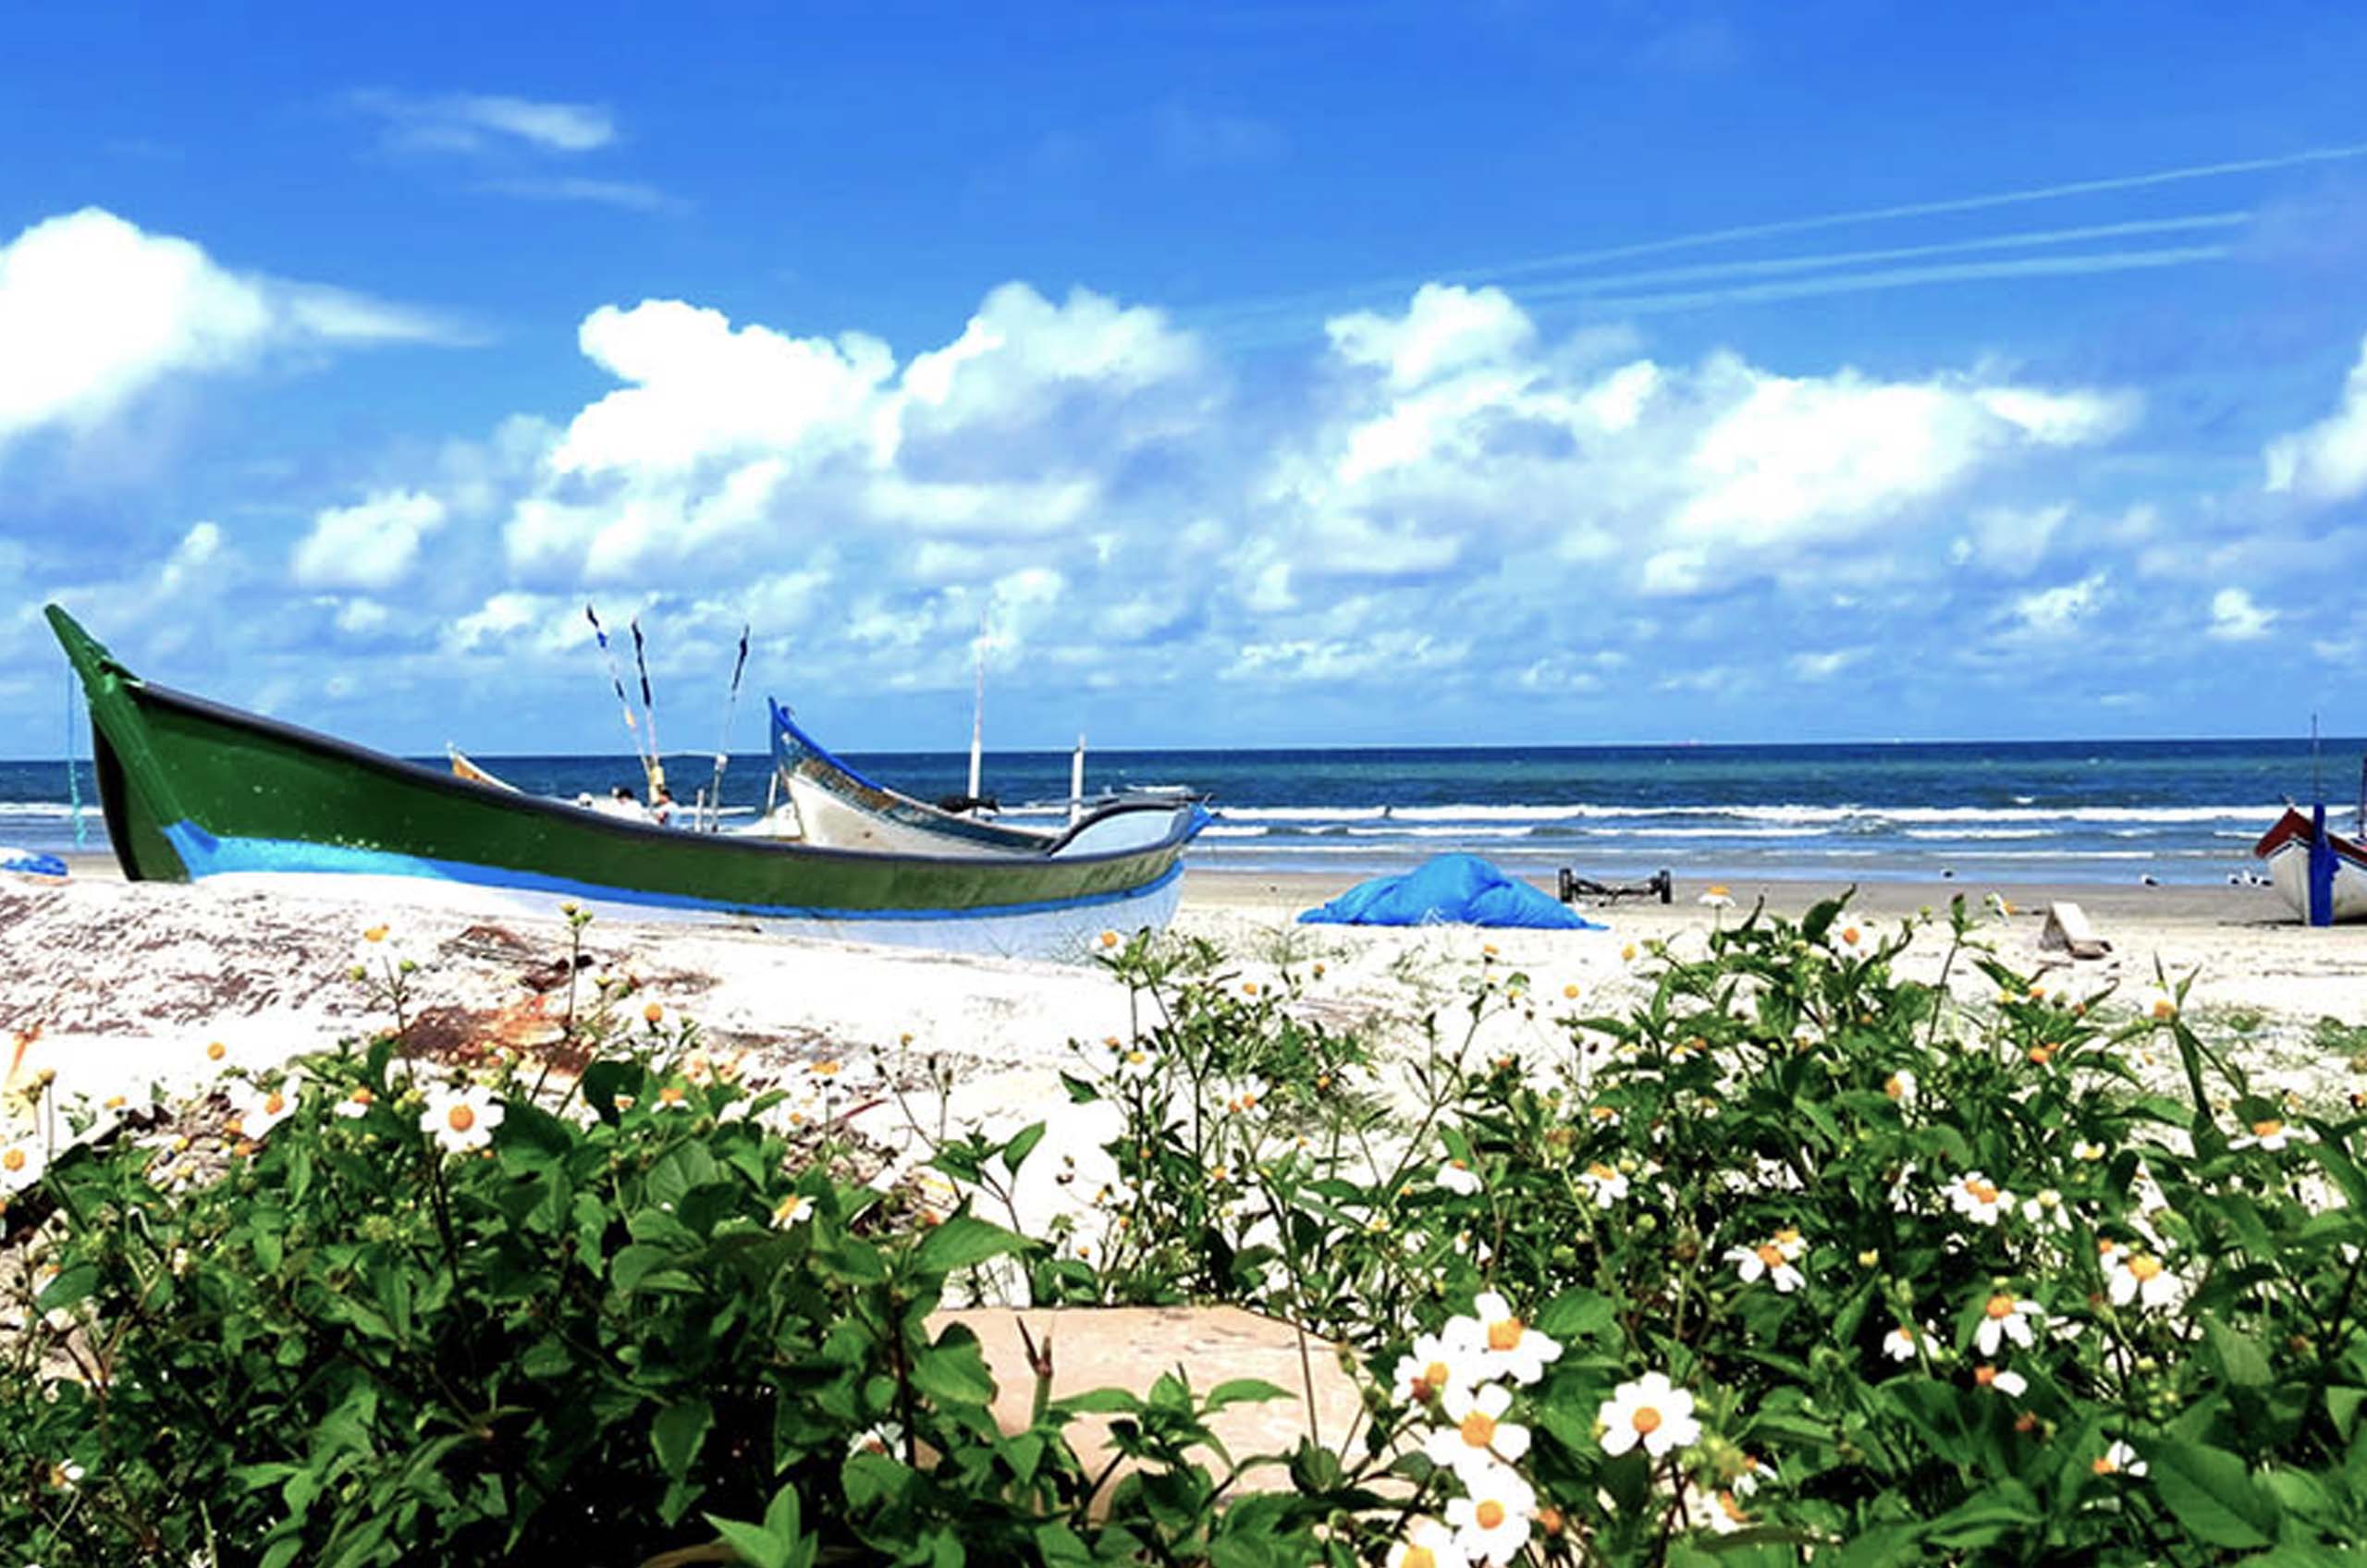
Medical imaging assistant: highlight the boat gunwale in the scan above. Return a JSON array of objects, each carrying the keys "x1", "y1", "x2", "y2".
[
  {"x1": 128, "y1": 677, "x2": 1204, "y2": 872},
  {"x1": 2254, "y1": 805, "x2": 2367, "y2": 871}
]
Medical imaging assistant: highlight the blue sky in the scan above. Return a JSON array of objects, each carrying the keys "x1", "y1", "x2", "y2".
[{"x1": 6, "y1": 2, "x2": 2367, "y2": 755}]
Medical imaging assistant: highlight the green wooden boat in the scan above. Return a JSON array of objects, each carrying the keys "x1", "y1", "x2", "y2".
[{"x1": 47, "y1": 605, "x2": 1206, "y2": 956}]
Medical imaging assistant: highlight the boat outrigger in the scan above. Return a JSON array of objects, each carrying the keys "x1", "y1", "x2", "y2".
[{"x1": 47, "y1": 606, "x2": 1207, "y2": 957}]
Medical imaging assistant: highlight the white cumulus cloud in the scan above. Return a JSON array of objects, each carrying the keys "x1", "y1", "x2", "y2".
[
  {"x1": 291, "y1": 490, "x2": 448, "y2": 590},
  {"x1": 2264, "y1": 336, "x2": 2367, "y2": 502},
  {"x1": 2009, "y1": 572, "x2": 2109, "y2": 635},
  {"x1": 0, "y1": 208, "x2": 461, "y2": 450},
  {"x1": 2207, "y1": 586, "x2": 2275, "y2": 642}
]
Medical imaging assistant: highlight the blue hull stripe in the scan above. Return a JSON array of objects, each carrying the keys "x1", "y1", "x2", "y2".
[{"x1": 161, "y1": 822, "x2": 1184, "y2": 924}]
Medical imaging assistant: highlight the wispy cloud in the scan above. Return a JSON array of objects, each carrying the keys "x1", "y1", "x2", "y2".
[
  {"x1": 474, "y1": 177, "x2": 687, "y2": 214},
  {"x1": 350, "y1": 91, "x2": 616, "y2": 154}
]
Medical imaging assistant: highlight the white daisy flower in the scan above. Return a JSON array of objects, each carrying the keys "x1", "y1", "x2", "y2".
[
  {"x1": 1724, "y1": 1239, "x2": 1807, "y2": 1293},
  {"x1": 0, "y1": 1137, "x2": 48, "y2": 1193},
  {"x1": 1393, "y1": 1330, "x2": 1485, "y2": 1406},
  {"x1": 772, "y1": 1193, "x2": 816, "y2": 1229},
  {"x1": 1428, "y1": 1381, "x2": 1530, "y2": 1480},
  {"x1": 2106, "y1": 1249, "x2": 2178, "y2": 1310},
  {"x1": 226, "y1": 1081, "x2": 297, "y2": 1143},
  {"x1": 1596, "y1": 1370, "x2": 1700, "y2": 1459},
  {"x1": 1454, "y1": 1291, "x2": 1564, "y2": 1386},
  {"x1": 1386, "y1": 1516, "x2": 1471, "y2": 1568},
  {"x1": 1437, "y1": 1158, "x2": 1484, "y2": 1196},
  {"x1": 1099, "y1": 1036, "x2": 1157, "y2": 1081},
  {"x1": 1577, "y1": 1161, "x2": 1629, "y2": 1207},
  {"x1": 419, "y1": 1084, "x2": 504, "y2": 1156},
  {"x1": 2019, "y1": 1189, "x2": 2073, "y2": 1232},
  {"x1": 1215, "y1": 1075, "x2": 1269, "y2": 1115},
  {"x1": 1882, "y1": 1324, "x2": 1932, "y2": 1364},
  {"x1": 1974, "y1": 1294, "x2": 2039, "y2": 1357},
  {"x1": 333, "y1": 1085, "x2": 376, "y2": 1120},
  {"x1": 1444, "y1": 1461, "x2": 1536, "y2": 1565},
  {"x1": 1834, "y1": 918, "x2": 1884, "y2": 959},
  {"x1": 2094, "y1": 1439, "x2": 2147, "y2": 1477},
  {"x1": 2073, "y1": 1140, "x2": 2108, "y2": 1162},
  {"x1": 1973, "y1": 1365, "x2": 2028, "y2": 1396},
  {"x1": 2229, "y1": 1117, "x2": 2315, "y2": 1152},
  {"x1": 653, "y1": 1084, "x2": 693, "y2": 1114},
  {"x1": 1883, "y1": 1068, "x2": 1917, "y2": 1106},
  {"x1": 1947, "y1": 1173, "x2": 2013, "y2": 1227}
]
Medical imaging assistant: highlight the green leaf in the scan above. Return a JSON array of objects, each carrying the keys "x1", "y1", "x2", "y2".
[
  {"x1": 1205, "y1": 1378, "x2": 1293, "y2": 1410},
  {"x1": 1001, "y1": 1121, "x2": 1048, "y2": 1173},
  {"x1": 1537, "y1": 1288, "x2": 1615, "y2": 1341},
  {"x1": 911, "y1": 1339, "x2": 999, "y2": 1407},
  {"x1": 652, "y1": 1397, "x2": 714, "y2": 1482},
  {"x1": 914, "y1": 1214, "x2": 1025, "y2": 1277},
  {"x1": 580, "y1": 1060, "x2": 634, "y2": 1122},
  {"x1": 35, "y1": 1262, "x2": 96, "y2": 1314},
  {"x1": 2205, "y1": 1315, "x2": 2275, "y2": 1390},
  {"x1": 2146, "y1": 1439, "x2": 2279, "y2": 1549},
  {"x1": 707, "y1": 1517, "x2": 791, "y2": 1568}
]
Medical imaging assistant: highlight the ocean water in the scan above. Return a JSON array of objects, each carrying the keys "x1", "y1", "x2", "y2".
[{"x1": 0, "y1": 738, "x2": 2350, "y2": 887}]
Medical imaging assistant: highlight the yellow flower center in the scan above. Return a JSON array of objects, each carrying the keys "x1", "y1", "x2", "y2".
[
  {"x1": 1459, "y1": 1410, "x2": 1497, "y2": 1447},
  {"x1": 2152, "y1": 998, "x2": 2176, "y2": 1020},
  {"x1": 264, "y1": 1093, "x2": 285, "y2": 1115},
  {"x1": 1632, "y1": 1405, "x2": 1662, "y2": 1435},
  {"x1": 2252, "y1": 1119, "x2": 2284, "y2": 1138},
  {"x1": 1967, "y1": 1180, "x2": 1998, "y2": 1204},
  {"x1": 351, "y1": 1087, "x2": 373, "y2": 1105},
  {"x1": 659, "y1": 1086, "x2": 685, "y2": 1105},
  {"x1": 363, "y1": 925, "x2": 387, "y2": 942},
  {"x1": 206, "y1": 1042, "x2": 227, "y2": 1061},
  {"x1": 1774, "y1": 1227, "x2": 1800, "y2": 1247},
  {"x1": 1, "y1": 1149, "x2": 23, "y2": 1172},
  {"x1": 447, "y1": 1104, "x2": 476, "y2": 1133},
  {"x1": 1884, "y1": 1074, "x2": 1906, "y2": 1097},
  {"x1": 1984, "y1": 1294, "x2": 2016, "y2": 1319},
  {"x1": 1588, "y1": 1162, "x2": 1617, "y2": 1181},
  {"x1": 1422, "y1": 1360, "x2": 1450, "y2": 1393},
  {"x1": 1974, "y1": 1365, "x2": 1997, "y2": 1386},
  {"x1": 1755, "y1": 1243, "x2": 1784, "y2": 1268},
  {"x1": 2092, "y1": 1455, "x2": 2118, "y2": 1475},
  {"x1": 1476, "y1": 1500, "x2": 1506, "y2": 1530},
  {"x1": 2128, "y1": 1255, "x2": 2165, "y2": 1280},
  {"x1": 1487, "y1": 1317, "x2": 1522, "y2": 1352},
  {"x1": 1842, "y1": 925, "x2": 1861, "y2": 945},
  {"x1": 1403, "y1": 1550, "x2": 1437, "y2": 1568}
]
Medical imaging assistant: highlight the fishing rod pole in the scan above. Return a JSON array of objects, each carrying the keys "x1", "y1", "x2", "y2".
[
  {"x1": 632, "y1": 618, "x2": 666, "y2": 793},
  {"x1": 585, "y1": 604, "x2": 656, "y2": 796},
  {"x1": 703, "y1": 625, "x2": 751, "y2": 833}
]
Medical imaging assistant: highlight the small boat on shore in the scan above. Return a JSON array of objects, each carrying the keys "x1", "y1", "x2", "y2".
[
  {"x1": 767, "y1": 699, "x2": 1188, "y2": 858},
  {"x1": 47, "y1": 606, "x2": 1206, "y2": 956},
  {"x1": 2252, "y1": 804, "x2": 2367, "y2": 924}
]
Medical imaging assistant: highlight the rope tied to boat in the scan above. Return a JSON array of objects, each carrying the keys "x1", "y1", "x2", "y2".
[{"x1": 63, "y1": 660, "x2": 88, "y2": 849}]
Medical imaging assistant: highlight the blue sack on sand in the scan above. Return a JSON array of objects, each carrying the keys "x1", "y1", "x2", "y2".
[
  {"x1": 1298, "y1": 853, "x2": 1602, "y2": 929},
  {"x1": 0, "y1": 847, "x2": 68, "y2": 881}
]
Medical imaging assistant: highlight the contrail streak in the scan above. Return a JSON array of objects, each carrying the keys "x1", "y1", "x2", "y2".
[
  {"x1": 1199, "y1": 141, "x2": 2364, "y2": 326},
  {"x1": 1514, "y1": 213, "x2": 2251, "y2": 302},
  {"x1": 1585, "y1": 244, "x2": 2232, "y2": 315}
]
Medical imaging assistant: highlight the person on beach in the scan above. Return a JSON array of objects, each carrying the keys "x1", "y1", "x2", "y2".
[{"x1": 651, "y1": 784, "x2": 678, "y2": 827}]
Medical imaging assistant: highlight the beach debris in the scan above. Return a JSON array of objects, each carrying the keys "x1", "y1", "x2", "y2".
[
  {"x1": 1556, "y1": 867, "x2": 1673, "y2": 905},
  {"x1": 2039, "y1": 902, "x2": 2112, "y2": 961}
]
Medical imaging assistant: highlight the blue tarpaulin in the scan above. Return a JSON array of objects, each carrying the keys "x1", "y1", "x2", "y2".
[
  {"x1": 0, "y1": 847, "x2": 67, "y2": 880},
  {"x1": 1297, "y1": 853, "x2": 1603, "y2": 929}
]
